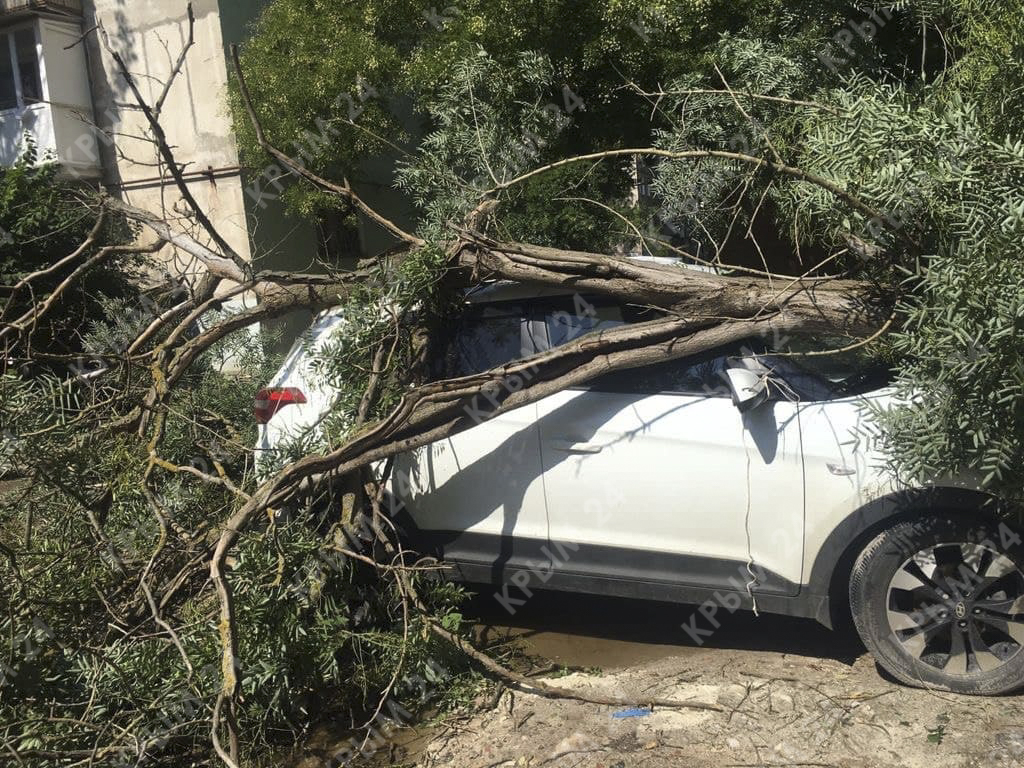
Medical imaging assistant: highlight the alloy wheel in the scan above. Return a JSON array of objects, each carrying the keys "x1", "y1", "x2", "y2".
[{"x1": 886, "y1": 541, "x2": 1024, "y2": 674}]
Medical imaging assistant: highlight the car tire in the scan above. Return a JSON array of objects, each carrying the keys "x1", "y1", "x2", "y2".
[{"x1": 849, "y1": 513, "x2": 1024, "y2": 695}]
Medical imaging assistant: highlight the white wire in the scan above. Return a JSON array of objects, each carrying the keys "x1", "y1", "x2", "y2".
[
  {"x1": 740, "y1": 424, "x2": 760, "y2": 617},
  {"x1": 740, "y1": 362, "x2": 804, "y2": 617}
]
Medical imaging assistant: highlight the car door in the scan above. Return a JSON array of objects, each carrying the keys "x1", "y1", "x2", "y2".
[
  {"x1": 757, "y1": 349, "x2": 895, "y2": 586},
  {"x1": 533, "y1": 299, "x2": 806, "y2": 596},
  {"x1": 390, "y1": 300, "x2": 551, "y2": 580}
]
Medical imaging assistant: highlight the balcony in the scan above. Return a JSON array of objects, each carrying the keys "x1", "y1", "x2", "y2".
[
  {"x1": 0, "y1": 10, "x2": 98, "y2": 177},
  {"x1": 0, "y1": 1, "x2": 82, "y2": 19}
]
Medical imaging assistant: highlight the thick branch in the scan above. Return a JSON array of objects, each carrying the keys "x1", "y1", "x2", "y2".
[
  {"x1": 478, "y1": 148, "x2": 916, "y2": 252},
  {"x1": 487, "y1": 148, "x2": 881, "y2": 220},
  {"x1": 458, "y1": 237, "x2": 884, "y2": 337}
]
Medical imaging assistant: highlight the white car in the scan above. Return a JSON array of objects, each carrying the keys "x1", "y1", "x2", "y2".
[{"x1": 256, "y1": 283, "x2": 1024, "y2": 696}]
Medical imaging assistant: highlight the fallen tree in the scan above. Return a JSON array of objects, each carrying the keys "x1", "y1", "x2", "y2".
[{"x1": 3, "y1": 2, "x2": 1023, "y2": 765}]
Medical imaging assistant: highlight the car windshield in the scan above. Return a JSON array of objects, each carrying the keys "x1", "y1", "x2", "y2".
[{"x1": 759, "y1": 337, "x2": 893, "y2": 400}]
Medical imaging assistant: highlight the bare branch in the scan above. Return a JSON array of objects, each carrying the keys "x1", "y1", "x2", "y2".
[
  {"x1": 483, "y1": 147, "x2": 898, "y2": 242},
  {"x1": 101, "y1": 15, "x2": 252, "y2": 279},
  {"x1": 153, "y1": 3, "x2": 195, "y2": 118},
  {"x1": 1, "y1": 208, "x2": 107, "y2": 301},
  {"x1": 626, "y1": 83, "x2": 845, "y2": 114},
  {"x1": 106, "y1": 198, "x2": 248, "y2": 283},
  {"x1": 0, "y1": 238, "x2": 167, "y2": 346},
  {"x1": 229, "y1": 44, "x2": 425, "y2": 247}
]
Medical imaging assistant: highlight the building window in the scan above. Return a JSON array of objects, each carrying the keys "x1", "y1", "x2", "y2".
[{"x1": 0, "y1": 25, "x2": 43, "y2": 111}]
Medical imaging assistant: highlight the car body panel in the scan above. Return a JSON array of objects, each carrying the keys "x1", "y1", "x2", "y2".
[
  {"x1": 255, "y1": 309, "x2": 346, "y2": 474},
  {"x1": 794, "y1": 393, "x2": 896, "y2": 585},
  {"x1": 390, "y1": 403, "x2": 552, "y2": 576},
  {"x1": 533, "y1": 387, "x2": 794, "y2": 590},
  {"x1": 255, "y1": 288, "x2": 996, "y2": 629}
]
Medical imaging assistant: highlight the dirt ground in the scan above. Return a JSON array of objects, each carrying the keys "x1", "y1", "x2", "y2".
[{"x1": 415, "y1": 592, "x2": 1024, "y2": 768}]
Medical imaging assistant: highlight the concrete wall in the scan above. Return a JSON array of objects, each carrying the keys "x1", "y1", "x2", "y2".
[
  {"x1": 82, "y1": 0, "x2": 252, "y2": 271},
  {"x1": 80, "y1": 0, "x2": 327, "y2": 286}
]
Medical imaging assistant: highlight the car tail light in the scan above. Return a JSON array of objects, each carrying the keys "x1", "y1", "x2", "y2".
[{"x1": 254, "y1": 387, "x2": 307, "y2": 424}]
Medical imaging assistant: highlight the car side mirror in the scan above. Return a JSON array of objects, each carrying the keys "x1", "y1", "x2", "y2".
[{"x1": 724, "y1": 365, "x2": 770, "y2": 413}]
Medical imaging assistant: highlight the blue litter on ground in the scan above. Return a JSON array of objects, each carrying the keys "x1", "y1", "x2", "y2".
[{"x1": 611, "y1": 707, "x2": 652, "y2": 718}]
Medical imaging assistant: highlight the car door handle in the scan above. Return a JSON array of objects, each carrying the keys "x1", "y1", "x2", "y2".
[
  {"x1": 551, "y1": 440, "x2": 603, "y2": 454},
  {"x1": 827, "y1": 462, "x2": 856, "y2": 476}
]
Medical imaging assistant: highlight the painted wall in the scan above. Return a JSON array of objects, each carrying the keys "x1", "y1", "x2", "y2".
[{"x1": 82, "y1": 0, "x2": 252, "y2": 269}]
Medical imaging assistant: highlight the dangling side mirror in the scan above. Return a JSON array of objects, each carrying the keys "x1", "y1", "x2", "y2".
[{"x1": 723, "y1": 361, "x2": 772, "y2": 413}]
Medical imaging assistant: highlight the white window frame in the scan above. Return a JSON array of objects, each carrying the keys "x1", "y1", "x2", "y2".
[{"x1": 0, "y1": 20, "x2": 45, "y2": 116}]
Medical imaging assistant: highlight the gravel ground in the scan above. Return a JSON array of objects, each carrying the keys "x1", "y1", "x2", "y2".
[
  {"x1": 415, "y1": 597, "x2": 1024, "y2": 768},
  {"x1": 291, "y1": 593, "x2": 1024, "y2": 768}
]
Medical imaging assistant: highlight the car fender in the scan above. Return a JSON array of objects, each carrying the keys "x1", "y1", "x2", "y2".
[{"x1": 805, "y1": 484, "x2": 1015, "y2": 627}]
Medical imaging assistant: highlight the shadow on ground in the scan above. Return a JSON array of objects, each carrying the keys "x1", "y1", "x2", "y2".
[{"x1": 462, "y1": 587, "x2": 866, "y2": 668}]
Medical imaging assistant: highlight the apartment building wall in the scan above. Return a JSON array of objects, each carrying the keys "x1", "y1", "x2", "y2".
[
  {"x1": 83, "y1": 0, "x2": 252, "y2": 271},
  {"x1": 0, "y1": 0, "x2": 354, "y2": 287}
]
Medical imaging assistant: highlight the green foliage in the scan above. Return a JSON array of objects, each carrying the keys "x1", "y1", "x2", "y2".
[
  {"x1": 6, "y1": 1, "x2": 1024, "y2": 764},
  {"x1": 393, "y1": 49, "x2": 639, "y2": 252},
  {"x1": 231, "y1": 0, "x2": 845, "y2": 226},
  {"x1": 910, "y1": 0, "x2": 1024, "y2": 136},
  {"x1": 0, "y1": 319, "x2": 469, "y2": 764},
  {"x1": 0, "y1": 148, "x2": 139, "y2": 359},
  {"x1": 495, "y1": 165, "x2": 641, "y2": 251},
  {"x1": 396, "y1": 51, "x2": 569, "y2": 230},
  {"x1": 229, "y1": 0, "x2": 419, "y2": 222}
]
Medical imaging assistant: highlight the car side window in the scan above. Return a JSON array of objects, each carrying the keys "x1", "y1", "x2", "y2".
[
  {"x1": 540, "y1": 298, "x2": 758, "y2": 395},
  {"x1": 444, "y1": 303, "x2": 526, "y2": 377},
  {"x1": 587, "y1": 343, "x2": 757, "y2": 396},
  {"x1": 544, "y1": 300, "x2": 626, "y2": 349},
  {"x1": 761, "y1": 336, "x2": 894, "y2": 399}
]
